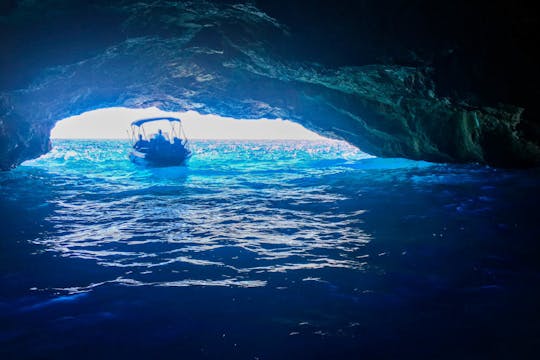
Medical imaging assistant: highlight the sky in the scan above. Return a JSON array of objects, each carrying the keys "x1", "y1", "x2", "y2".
[{"x1": 51, "y1": 107, "x2": 325, "y2": 140}]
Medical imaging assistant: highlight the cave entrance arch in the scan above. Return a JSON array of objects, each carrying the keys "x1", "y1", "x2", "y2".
[{"x1": 0, "y1": 0, "x2": 537, "y2": 169}]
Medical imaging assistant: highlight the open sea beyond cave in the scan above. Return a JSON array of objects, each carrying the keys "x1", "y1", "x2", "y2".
[{"x1": 1, "y1": 139, "x2": 540, "y2": 359}]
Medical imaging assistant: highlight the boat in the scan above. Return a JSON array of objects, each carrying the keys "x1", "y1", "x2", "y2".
[{"x1": 128, "y1": 117, "x2": 191, "y2": 167}]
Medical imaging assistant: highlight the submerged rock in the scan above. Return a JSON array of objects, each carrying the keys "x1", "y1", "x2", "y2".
[{"x1": 0, "y1": 0, "x2": 538, "y2": 169}]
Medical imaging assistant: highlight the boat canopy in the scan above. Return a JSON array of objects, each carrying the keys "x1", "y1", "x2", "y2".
[{"x1": 131, "y1": 117, "x2": 182, "y2": 127}]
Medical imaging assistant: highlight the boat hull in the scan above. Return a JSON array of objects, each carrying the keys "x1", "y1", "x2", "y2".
[{"x1": 129, "y1": 149, "x2": 190, "y2": 167}]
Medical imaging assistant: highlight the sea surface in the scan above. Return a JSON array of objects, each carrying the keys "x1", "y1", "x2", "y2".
[{"x1": 1, "y1": 139, "x2": 540, "y2": 359}]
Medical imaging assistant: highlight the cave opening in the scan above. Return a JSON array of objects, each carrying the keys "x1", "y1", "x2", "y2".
[
  {"x1": 50, "y1": 107, "x2": 330, "y2": 141},
  {"x1": 23, "y1": 106, "x2": 371, "y2": 169}
]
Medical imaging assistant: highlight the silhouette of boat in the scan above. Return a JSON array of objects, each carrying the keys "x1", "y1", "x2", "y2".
[{"x1": 128, "y1": 117, "x2": 191, "y2": 167}]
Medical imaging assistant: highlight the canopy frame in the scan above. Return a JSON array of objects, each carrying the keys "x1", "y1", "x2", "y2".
[
  {"x1": 128, "y1": 117, "x2": 188, "y2": 147},
  {"x1": 130, "y1": 117, "x2": 182, "y2": 127}
]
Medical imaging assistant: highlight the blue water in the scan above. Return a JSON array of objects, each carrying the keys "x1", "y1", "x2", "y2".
[{"x1": 1, "y1": 139, "x2": 540, "y2": 359}]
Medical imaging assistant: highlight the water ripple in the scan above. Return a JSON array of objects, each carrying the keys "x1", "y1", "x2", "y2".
[{"x1": 22, "y1": 139, "x2": 371, "y2": 291}]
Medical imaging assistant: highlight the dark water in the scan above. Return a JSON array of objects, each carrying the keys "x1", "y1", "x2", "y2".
[{"x1": 1, "y1": 139, "x2": 539, "y2": 359}]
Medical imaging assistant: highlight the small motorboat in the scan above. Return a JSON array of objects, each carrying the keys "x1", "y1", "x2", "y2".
[{"x1": 128, "y1": 117, "x2": 191, "y2": 167}]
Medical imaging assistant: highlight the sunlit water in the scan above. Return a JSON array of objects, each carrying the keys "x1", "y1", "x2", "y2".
[{"x1": 1, "y1": 139, "x2": 540, "y2": 359}]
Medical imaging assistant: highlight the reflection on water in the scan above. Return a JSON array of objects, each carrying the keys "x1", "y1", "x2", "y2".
[
  {"x1": 18, "y1": 140, "x2": 372, "y2": 291},
  {"x1": 1, "y1": 139, "x2": 540, "y2": 359}
]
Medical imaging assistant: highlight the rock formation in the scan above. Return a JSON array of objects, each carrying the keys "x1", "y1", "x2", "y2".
[{"x1": 1, "y1": 0, "x2": 539, "y2": 169}]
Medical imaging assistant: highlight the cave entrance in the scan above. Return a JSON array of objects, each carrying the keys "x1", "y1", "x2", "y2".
[
  {"x1": 31, "y1": 106, "x2": 369, "y2": 170},
  {"x1": 51, "y1": 107, "x2": 326, "y2": 141}
]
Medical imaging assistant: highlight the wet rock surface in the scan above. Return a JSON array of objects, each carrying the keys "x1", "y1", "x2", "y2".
[{"x1": 0, "y1": 0, "x2": 539, "y2": 169}]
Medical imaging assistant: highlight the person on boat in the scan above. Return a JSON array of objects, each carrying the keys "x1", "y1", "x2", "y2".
[
  {"x1": 134, "y1": 134, "x2": 149, "y2": 150},
  {"x1": 153, "y1": 129, "x2": 167, "y2": 143}
]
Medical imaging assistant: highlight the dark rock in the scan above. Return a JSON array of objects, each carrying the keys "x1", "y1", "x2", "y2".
[{"x1": 0, "y1": 0, "x2": 539, "y2": 169}]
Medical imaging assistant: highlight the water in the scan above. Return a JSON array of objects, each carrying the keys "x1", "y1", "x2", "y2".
[{"x1": 1, "y1": 139, "x2": 540, "y2": 359}]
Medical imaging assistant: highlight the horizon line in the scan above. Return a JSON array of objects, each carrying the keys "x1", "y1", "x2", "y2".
[{"x1": 50, "y1": 137, "x2": 341, "y2": 141}]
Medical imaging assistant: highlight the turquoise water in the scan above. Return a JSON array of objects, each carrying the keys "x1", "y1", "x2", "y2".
[{"x1": 1, "y1": 139, "x2": 540, "y2": 359}]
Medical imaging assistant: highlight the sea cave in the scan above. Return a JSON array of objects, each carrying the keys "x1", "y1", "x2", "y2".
[{"x1": 1, "y1": 1, "x2": 539, "y2": 359}]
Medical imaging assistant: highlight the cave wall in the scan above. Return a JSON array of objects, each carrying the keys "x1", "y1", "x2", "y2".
[{"x1": 1, "y1": 0, "x2": 539, "y2": 169}]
